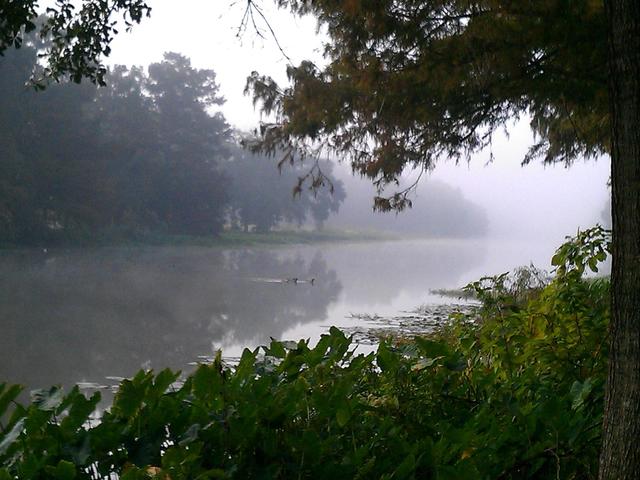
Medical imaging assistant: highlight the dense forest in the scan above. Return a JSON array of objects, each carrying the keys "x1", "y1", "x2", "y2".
[
  {"x1": 0, "y1": 39, "x2": 347, "y2": 245},
  {"x1": 0, "y1": 34, "x2": 489, "y2": 247}
]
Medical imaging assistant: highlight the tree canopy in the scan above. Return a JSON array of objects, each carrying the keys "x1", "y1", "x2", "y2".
[
  {"x1": 2, "y1": 1, "x2": 640, "y2": 477},
  {"x1": 0, "y1": 37, "x2": 348, "y2": 245},
  {"x1": 0, "y1": 0, "x2": 151, "y2": 85},
  {"x1": 247, "y1": 0, "x2": 609, "y2": 210},
  {"x1": 245, "y1": 2, "x2": 640, "y2": 478},
  {"x1": 0, "y1": 43, "x2": 232, "y2": 243}
]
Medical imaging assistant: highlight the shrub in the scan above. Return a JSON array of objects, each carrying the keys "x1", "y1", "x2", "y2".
[{"x1": 0, "y1": 227, "x2": 611, "y2": 479}]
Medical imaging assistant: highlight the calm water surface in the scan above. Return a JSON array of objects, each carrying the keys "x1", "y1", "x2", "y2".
[{"x1": 0, "y1": 238, "x2": 559, "y2": 393}]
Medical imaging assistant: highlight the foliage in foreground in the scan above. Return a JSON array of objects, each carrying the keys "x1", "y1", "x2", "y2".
[{"x1": 0, "y1": 227, "x2": 611, "y2": 479}]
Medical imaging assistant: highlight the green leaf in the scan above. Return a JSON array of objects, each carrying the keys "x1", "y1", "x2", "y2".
[
  {"x1": 570, "y1": 379, "x2": 594, "y2": 410},
  {"x1": 329, "y1": 326, "x2": 344, "y2": 336},
  {"x1": 0, "y1": 418, "x2": 24, "y2": 455},
  {"x1": 31, "y1": 386, "x2": 64, "y2": 411},
  {"x1": 336, "y1": 405, "x2": 351, "y2": 427},
  {"x1": 235, "y1": 348, "x2": 257, "y2": 380},
  {"x1": 0, "y1": 384, "x2": 22, "y2": 418},
  {"x1": 411, "y1": 357, "x2": 439, "y2": 372},
  {"x1": 113, "y1": 377, "x2": 147, "y2": 417},
  {"x1": 376, "y1": 343, "x2": 398, "y2": 373},
  {"x1": 444, "y1": 355, "x2": 467, "y2": 372},
  {"x1": 393, "y1": 453, "x2": 416, "y2": 479},
  {"x1": 147, "y1": 369, "x2": 180, "y2": 402},
  {"x1": 179, "y1": 423, "x2": 200, "y2": 446},
  {"x1": 267, "y1": 339, "x2": 287, "y2": 359},
  {"x1": 121, "y1": 466, "x2": 148, "y2": 480},
  {"x1": 70, "y1": 434, "x2": 92, "y2": 465},
  {"x1": 414, "y1": 337, "x2": 449, "y2": 358},
  {"x1": 61, "y1": 391, "x2": 100, "y2": 434},
  {"x1": 193, "y1": 364, "x2": 224, "y2": 403},
  {"x1": 200, "y1": 468, "x2": 229, "y2": 478},
  {"x1": 53, "y1": 460, "x2": 77, "y2": 480},
  {"x1": 551, "y1": 252, "x2": 564, "y2": 266}
]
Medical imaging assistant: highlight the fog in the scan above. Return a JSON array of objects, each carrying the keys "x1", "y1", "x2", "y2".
[
  {"x1": 106, "y1": 1, "x2": 610, "y2": 246},
  {"x1": 431, "y1": 124, "x2": 610, "y2": 243},
  {"x1": 0, "y1": 247, "x2": 341, "y2": 390},
  {"x1": 1, "y1": 2, "x2": 612, "y2": 393},
  {"x1": 0, "y1": 240, "x2": 489, "y2": 393},
  {"x1": 322, "y1": 165, "x2": 488, "y2": 238}
]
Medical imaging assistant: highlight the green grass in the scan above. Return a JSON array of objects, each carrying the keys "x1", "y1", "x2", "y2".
[
  {"x1": 0, "y1": 228, "x2": 396, "y2": 250},
  {"x1": 217, "y1": 229, "x2": 395, "y2": 246},
  {"x1": 105, "y1": 228, "x2": 395, "y2": 248}
]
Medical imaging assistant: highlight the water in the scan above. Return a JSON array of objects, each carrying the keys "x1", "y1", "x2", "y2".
[{"x1": 0, "y1": 238, "x2": 560, "y2": 394}]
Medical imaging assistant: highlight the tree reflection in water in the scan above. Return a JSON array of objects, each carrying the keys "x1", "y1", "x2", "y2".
[{"x1": 0, "y1": 247, "x2": 341, "y2": 393}]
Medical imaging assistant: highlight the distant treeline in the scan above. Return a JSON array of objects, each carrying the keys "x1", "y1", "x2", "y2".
[
  {"x1": 0, "y1": 40, "x2": 344, "y2": 246},
  {"x1": 1, "y1": 37, "x2": 488, "y2": 247},
  {"x1": 325, "y1": 167, "x2": 489, "y2": 238}
]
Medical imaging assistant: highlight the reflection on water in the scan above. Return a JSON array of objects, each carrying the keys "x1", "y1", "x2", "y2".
[
  {"x1": 1, "y1": 239, "x2": 489, "y2": 393},
  {"x1": 0, "y1": 247, "x2": 341, "y2": 393}
]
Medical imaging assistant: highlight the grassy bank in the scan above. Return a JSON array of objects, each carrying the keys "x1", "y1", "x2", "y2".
[
  {"x1": 217, "y1": 229, "x2": 395, "y2": 247},
  {"x1": 0, "y1": 228, "x2": 397, "y2": 251}
]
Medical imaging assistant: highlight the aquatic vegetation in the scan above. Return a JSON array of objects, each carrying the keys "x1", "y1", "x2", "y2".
[
  {"x1": 344, "y1": 302, "x2": 478, "y2": 344},
  {"x1": 0, "y1": 228, "x2": 610, "y2": 479}
]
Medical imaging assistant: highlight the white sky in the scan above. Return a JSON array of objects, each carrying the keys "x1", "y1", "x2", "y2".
[
  {"x1": 109, "y1": 0, "x2": 324, "y2": 129},
  {"x1": 107, "y1": 0, "x2": 611, "y2": 242}
]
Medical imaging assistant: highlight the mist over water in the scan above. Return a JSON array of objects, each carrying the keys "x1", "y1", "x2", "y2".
[
  {"x1": 1, "y1": 238, "x2": 491, "y2": 393},
  {"x1": 0, "y1": 138, "x2": 610, "y2": 394},
  {"x1": 431, "y1": 124, "x2": 611, "y2": 245},
  {"x1": 0, "y1": 247, "x2": 337, "y2": 391},
  {"x1": 1, "y1": 4, "x2": 612, "y2": 402}
]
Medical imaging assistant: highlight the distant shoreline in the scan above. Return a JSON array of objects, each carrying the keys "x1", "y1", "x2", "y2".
[
  {"x1": 0, "y1": 228, "x2": 491, "y2": 251},
  {"x1": 0, "y1": 229, "x2": 399, "y2": 251}
]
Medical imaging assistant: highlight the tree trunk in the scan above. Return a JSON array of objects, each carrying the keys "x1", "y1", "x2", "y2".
[{"x1": 599, "y1": 1, "x2": 640, "y2": 478}]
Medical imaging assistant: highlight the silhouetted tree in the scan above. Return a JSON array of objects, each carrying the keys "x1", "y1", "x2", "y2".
[
  {"x1": 0, "y1": 43, "x2": 231, "y2": 243},
  {"x1": 245, "y1": 1, "x2": 640, "y2": 476},
  {"x1": 143, "y1": 53, "x2": 230, "y2": 236},
  {"x1": 0, "y1": 1, "x2": 151, "y2": 85}
]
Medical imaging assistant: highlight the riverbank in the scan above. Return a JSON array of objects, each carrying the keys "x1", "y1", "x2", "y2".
[
  {"x1": 0, "y1": 229, "x2": 609, "y2": 479},
  {"x1": 0, "y1": 228, "x2": 399, "y2": 251}
]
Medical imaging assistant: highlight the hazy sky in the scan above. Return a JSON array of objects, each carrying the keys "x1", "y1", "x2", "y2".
[
  {"x1": 107, "y1": 0, "x2": 611, "y2": 243},
  {"x1": 109, "y1": 1, "x2": 323, "y2": 129}
]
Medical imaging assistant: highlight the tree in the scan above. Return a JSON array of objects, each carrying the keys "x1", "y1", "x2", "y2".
[
  {"x1": 1, "y1": 0, "x2": 637, "y2": 476},
  {"x1": 245, "y1": 1, "x2": 639, "y2": 477},
  {"x1": 0, "y1": 1, "x2": 151, "y2": 85},
  {"x1": 599, "y1": 1, "x2": 640, "y2": 478},
  {"x1": 325, "y1": 174, "x2": 488, "y2": 237},
  {"x1": 0, "y1": 41, "x2": 232, "y2": 242},
  {"x1": 223, "y1": 146, "x2": 345, "y2": 232},
  {"x1": 142, "y1": 53, "x2": 231, "y2": 235},
  {"x1": 0, "y1": 38, "x2": 101, "y2": 243}
]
